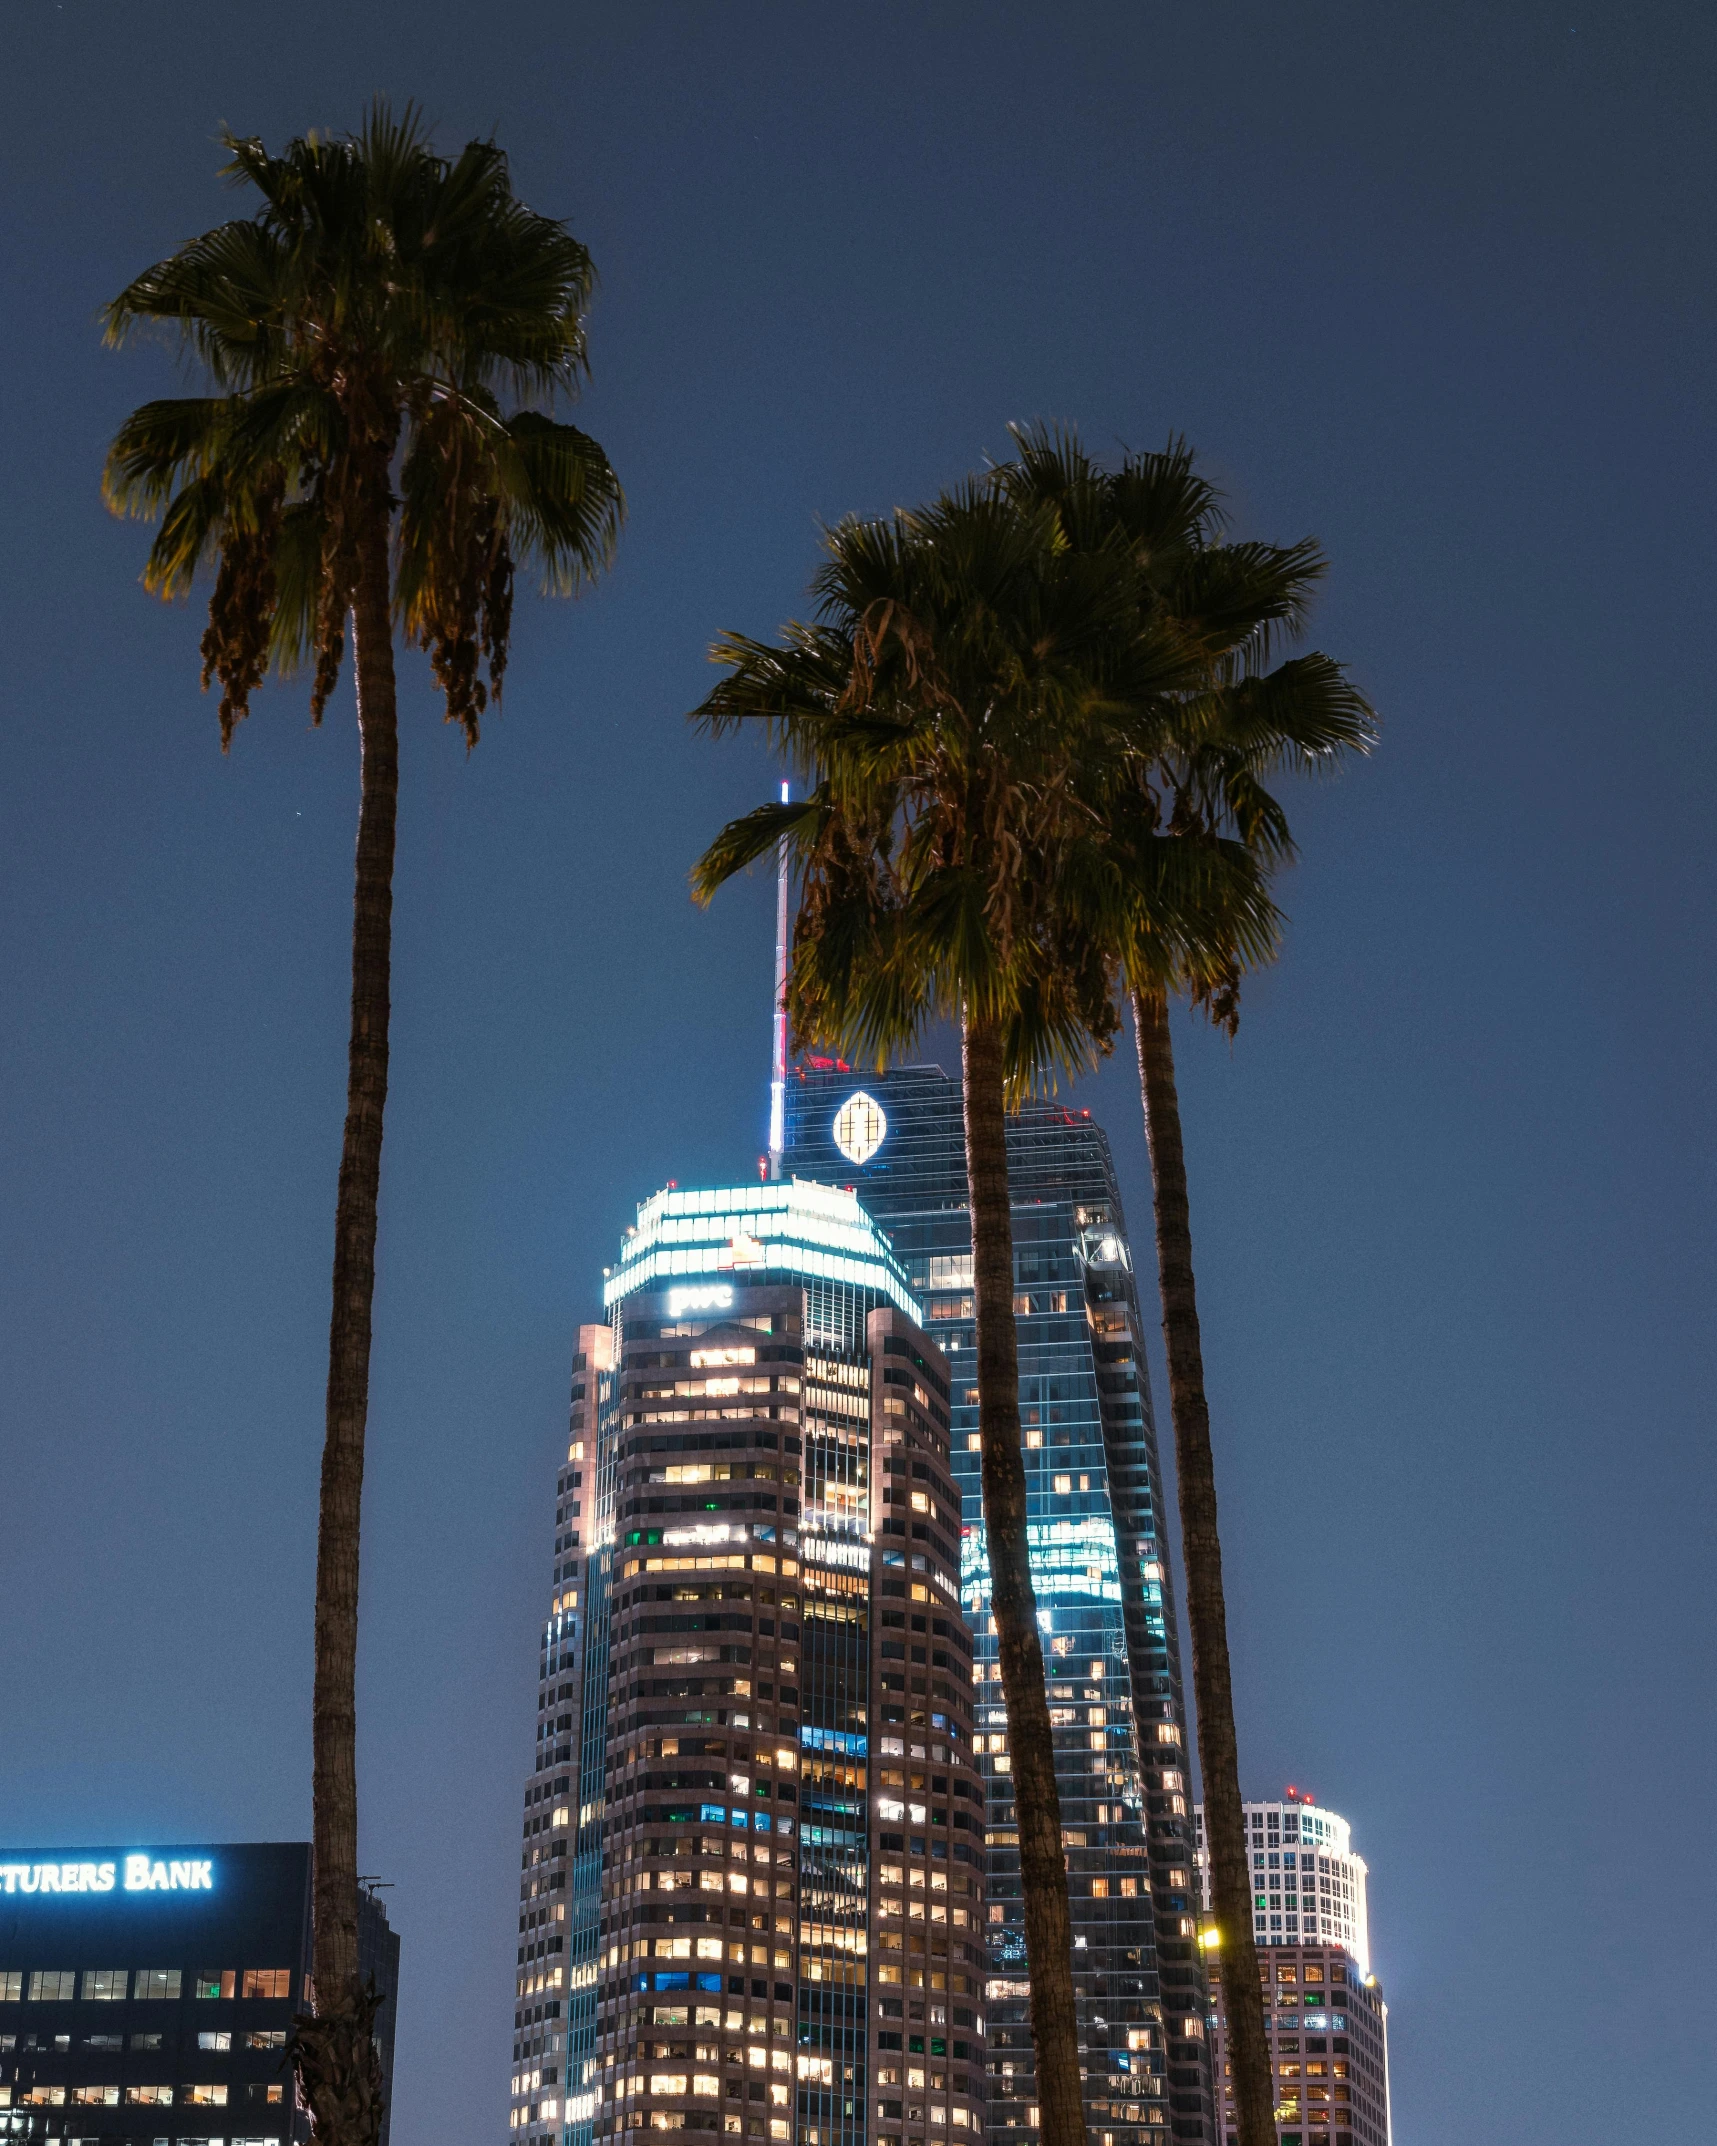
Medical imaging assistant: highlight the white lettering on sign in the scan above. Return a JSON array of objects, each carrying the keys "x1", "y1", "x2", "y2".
[
  {"x1": 0, "y1": 1857, "x2": 214, "y2": 1896},
  {"x1": 0, "y1": 1862, "x2": 115, "y2": 1894},
  {"x1": 124, "y1": 1856, "x2": 213, "y2": 1893},
  {"x1": 667, "y1": 1285, "x2": 734, "y2": 1317}
]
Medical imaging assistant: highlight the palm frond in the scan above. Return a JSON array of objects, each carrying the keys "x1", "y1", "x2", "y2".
[
  {"x1": 492, "y1": 411, "x2": 623, "y2": 590},
  {"x1": 691, "y1": 798, "x2": 823, "y2": 905},
  {"x1": 102, "y1": 397, "x2": 235, "y2": 517}
]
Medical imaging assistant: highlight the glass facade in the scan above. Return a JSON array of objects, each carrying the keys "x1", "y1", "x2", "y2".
[{"x1": 784, "y1": 1064, "x2": 1216, "y2": 2146}]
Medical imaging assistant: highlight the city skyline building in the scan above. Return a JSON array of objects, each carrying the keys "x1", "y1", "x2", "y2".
[
  {"x1": 783, "y1": 1063, "x2": 1215, "y2": 2146},
  {"x1": 0, "y1": 1841, "x2": 399, "y2": 2146},
  {"x1": 507, "y1": 1182, "x2": 988, "y2": 2146},
  {"x1": 1193, "y1": 1799, "x2": 1391, "y2": 2146}
]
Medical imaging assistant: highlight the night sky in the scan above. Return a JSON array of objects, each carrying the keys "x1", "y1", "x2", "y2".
[{"x1": 2, "y1": 4, "x2": 1712, "y2": 2140}]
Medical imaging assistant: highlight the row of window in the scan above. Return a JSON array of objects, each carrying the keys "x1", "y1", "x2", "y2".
[
  {"x1": 0, "y1": 2134, "x2": 280, "y2": 2146},
  {"x1": 1, "y1": 2030, "x2": 286, "y2": 2053},
  {"x1": 0, "y1": 2083, "x2": 284, "y2": 2106},
  {"x1": 0, "y1": 1972, "x2": 290, "y2": 2004}
]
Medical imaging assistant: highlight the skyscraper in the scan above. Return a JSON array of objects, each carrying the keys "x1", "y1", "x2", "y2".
[
  {"x1": 507, "y1": 1181, "x2": 989, "y2": 2146},
  {"x1": 1193, "y1": 1799, "x2": 1391, "y2": 2146},
  {"x1": 783, "y1": 1064, "x2": 1215, "y2": 2146}
]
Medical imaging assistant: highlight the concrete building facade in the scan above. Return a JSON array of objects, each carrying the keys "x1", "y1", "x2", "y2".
[
  {"x1": 507, "y1": 1182, "x2": 987, "y2": 2146},
  {"x1": 1193, "y1": 1802, "x2": 1391, "y2": 2146}
]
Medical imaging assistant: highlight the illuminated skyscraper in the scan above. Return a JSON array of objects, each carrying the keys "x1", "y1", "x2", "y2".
[
  {"x1": 1193, "y1": 1799, "x2": 1392, "y2": 2146},
  {"x1": 506, "y1": 1181, "x2": 988, "y2": 2146},
  {"x1": 784, "y1": 1066, "x2": 1215, "y2": 2146}
]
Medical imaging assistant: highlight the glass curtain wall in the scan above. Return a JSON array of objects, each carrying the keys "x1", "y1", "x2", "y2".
[{"x1": 785, "y1": 1065, "x2": 1215, "y2": 2146}]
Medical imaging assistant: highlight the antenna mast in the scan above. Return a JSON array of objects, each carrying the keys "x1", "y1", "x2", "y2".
[{"x1": 768, "y1": 780, "x2": 789, "y2": 1180}]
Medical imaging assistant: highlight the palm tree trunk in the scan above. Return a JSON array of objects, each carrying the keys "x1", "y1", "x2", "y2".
[
  {"x1": 1131, "y1": 988, "x2": 1272, "y2": 2146},
  {"x1": 962, "y1": 1009, "x2": 1085, "y2": 2146},
  {"x1": 299, "y1": 505, "x2": 395, "y2": 2146}
]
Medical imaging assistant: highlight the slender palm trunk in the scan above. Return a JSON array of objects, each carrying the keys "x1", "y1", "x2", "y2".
[
  {"x1": 298, "y1": 505, "x2": 395, "y2": 2146},
  {"x1": 1131, "y1": 989, "x2": 1272, "y2": 2146},
  {"x1": 962, "y1": 1011, "x2": 1085, "y2": 2146}
]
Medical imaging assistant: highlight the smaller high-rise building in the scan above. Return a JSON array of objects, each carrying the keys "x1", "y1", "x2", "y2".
[
  {"x1": 1194, "y1": 1799, "x2": 1391, "y2": 2146},
  {"x1": 0, "y1": 1841, "x2": 401, "y2": 2146}
]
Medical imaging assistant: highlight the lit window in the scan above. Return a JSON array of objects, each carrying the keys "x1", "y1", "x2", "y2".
[
  {"x1": 82, "y1": 1971, "x2": 127, "y2": 2002},
  {"x1": 241, "y1": 1970, "x2": 291, "y2": 2000}
]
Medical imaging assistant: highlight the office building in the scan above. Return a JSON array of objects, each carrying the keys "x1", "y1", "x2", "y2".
[
  {"x1": 0, "y1": 1842, "x2": 400, "y2": 2146},
  {"x1": 507, "y1": 1181, "x2": 988, "y2": 2146},
  {"x1": 1193, "y1": 1801, "x2": 1390, "y2": 2146},
  {"x1": 783, "y1": 1065, "x2": 1214, "y2": 2146}
]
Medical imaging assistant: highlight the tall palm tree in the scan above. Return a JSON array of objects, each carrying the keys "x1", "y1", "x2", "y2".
[
  {"x1": 689, "y1": 483, "x2": 1245, "y2": 2146},
  {"x1": 999, "y1": 427, "x2": 1374, "y2": 2146},
  {"x1": 102, "y1": 105, "x2": 621, "y2": 2146}
]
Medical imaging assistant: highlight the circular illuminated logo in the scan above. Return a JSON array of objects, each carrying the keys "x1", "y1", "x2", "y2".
[{"x1": 831, "y1": 1091, "x2": 887, "y2": 1167}]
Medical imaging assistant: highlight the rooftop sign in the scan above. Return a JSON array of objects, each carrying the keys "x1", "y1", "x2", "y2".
[
  {"x1": 0, "y1": 1856, "x2": 214, "y2": 1896},
  {"x1": 831, "y1": 1092, "x2": 886, "y2": 1167}
]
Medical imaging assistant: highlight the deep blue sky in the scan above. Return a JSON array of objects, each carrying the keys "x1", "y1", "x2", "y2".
[{"x1": 2, "y1": 3, "x2": 1712, "y2": 2140}]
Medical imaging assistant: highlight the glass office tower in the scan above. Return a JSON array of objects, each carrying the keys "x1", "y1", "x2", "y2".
[
  {"x1": 785, "y1": 1064, "x2": 1216, "y2": 2146},
  {"x1": 507, "y1": 1181, "x2": 988, "y2": 2146}
]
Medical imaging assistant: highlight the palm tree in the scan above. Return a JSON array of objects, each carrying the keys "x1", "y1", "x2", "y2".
[
  {"x1": 689, "y1": 483, "x2": 1242, "y2": 2146},
  {"x1": 999, "y1": 427, "x2": 1374, "y2": 2146},
  {"x1": 102, "y1": 105, "x2": 621, "y2": 2146}
]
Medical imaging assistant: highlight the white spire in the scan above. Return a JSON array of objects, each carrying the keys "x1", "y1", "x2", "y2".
[{"x1": 768, "y1": 779, "x2": 789, "y2": 1179}]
